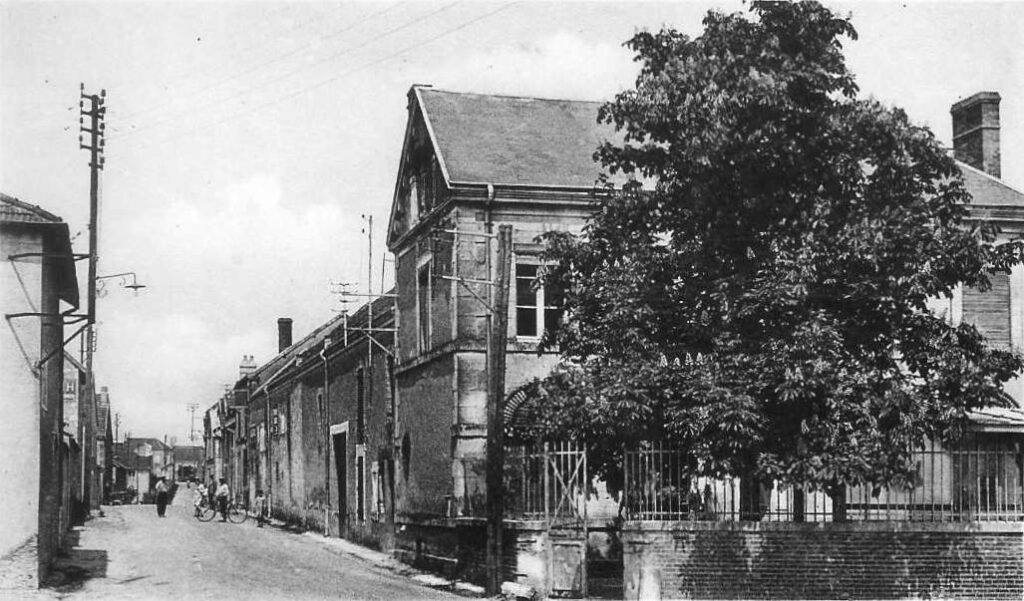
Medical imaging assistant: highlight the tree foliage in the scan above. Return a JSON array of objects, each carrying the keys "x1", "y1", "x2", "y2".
[{"x1": 517, "y1": 1, "x2": 1023, "y2": 493}]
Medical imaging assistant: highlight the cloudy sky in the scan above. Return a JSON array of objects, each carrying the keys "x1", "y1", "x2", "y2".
[{"x1": 2, "y1": 1, "x2": 1022, "y2": 444}]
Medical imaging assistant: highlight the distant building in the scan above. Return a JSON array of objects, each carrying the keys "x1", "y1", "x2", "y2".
[{"x1": 173, "y1": 445, "x2": 204, "y2": 481}]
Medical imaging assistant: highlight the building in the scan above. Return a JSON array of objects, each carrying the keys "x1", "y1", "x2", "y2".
[
  {"x1": 94, "y1": 386, "x2": 113, "y2": 505},
  {"x1": 0, "y1": 193, "x2": 80, "y2": 588},
  {"x1": 208, "y1": 88, "x2": 1024, "y2": 598},
  {"x1": 173, "y1": 445, "x2": 204, "y2": 481},
  {"x1": 61, "y1": 352, "x2": 87, "y2": 527}
]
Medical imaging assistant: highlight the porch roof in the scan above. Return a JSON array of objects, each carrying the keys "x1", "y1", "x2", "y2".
[{"x1": 967, "y1": 406, "x2": 1024, "y2": 433}]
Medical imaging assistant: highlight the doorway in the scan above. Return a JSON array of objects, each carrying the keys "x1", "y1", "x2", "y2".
[{"x1": 333, "y1": 432, "x2": 347, "y2": 534}]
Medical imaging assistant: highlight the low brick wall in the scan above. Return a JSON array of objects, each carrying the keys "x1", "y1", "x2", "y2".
[
  {"x1": 623, "y1": 520, "x2": 1024, "y2": 600},
  {"x1": 394, "y1": 518, "x2": 518, "y2": 585}
]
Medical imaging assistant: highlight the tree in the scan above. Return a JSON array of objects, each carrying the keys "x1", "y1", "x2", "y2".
[{"x1": 518, "y1": 1, "x2": 1023, "y2": 499}]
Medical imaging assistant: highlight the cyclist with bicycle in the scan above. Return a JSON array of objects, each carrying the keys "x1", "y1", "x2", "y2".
[{"x1": 215, "y1": 478, "x2": 231, "y2": 522}]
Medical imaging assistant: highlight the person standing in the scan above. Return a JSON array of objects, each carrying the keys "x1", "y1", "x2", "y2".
[
  {"x1": 154, "y1": 477, "x2": 169, "y2": 517},
  {"x1": 207, "y1": 476, "x2": 217, "y2": 509},
  {"x1": 215, "y1": 478, "x2": 231, "y2": 522},
  {"x1": 193, "y1": 481, "x2": 207, "y2": 517},
  {"x1": 254, "y1": 489, "x2": 267, "y2": 528}
]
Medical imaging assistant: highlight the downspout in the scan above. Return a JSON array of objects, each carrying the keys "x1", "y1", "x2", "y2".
[{"x1": 320, "y1": 338, "x2": 331, "y2": 537}]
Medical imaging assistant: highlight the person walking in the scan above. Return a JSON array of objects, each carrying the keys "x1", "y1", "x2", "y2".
[
  {"x1": 215, "y1": 478, "x2": 231, "y2": 522},
  {"x1": 254, "y1": 489, "x2": 267, "y2": 527},
  {"x1": 154, "y1": 477, "x2": 169, "y2": 517}
]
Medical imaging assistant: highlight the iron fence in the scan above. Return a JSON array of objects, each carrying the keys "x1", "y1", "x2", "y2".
[
  {"x1": 505, "y1": 441, "x2": 588, "y2": 523},
  {"x1": 624, "y1": 436, "x2": 1024, "y2": 522}
]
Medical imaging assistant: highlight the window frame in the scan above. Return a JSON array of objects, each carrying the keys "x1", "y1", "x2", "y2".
[
  {"x1": 416, "y1": 255, "x2": 433, "y2": 352},
  {"x1": 514, "y1": 258, "x2": 561, "y2": 339}
]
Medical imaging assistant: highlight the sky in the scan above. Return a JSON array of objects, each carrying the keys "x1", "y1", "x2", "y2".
[{"x1": 2, "y1": 1, "x2": 1022, "y2": 445}]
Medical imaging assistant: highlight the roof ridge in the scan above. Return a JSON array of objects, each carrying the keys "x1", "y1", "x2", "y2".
[{"x1": 415, "y1": 85, "x2": 606, "y2": 106}]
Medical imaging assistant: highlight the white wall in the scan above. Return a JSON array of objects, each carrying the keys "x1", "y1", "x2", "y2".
[{"x1": 0, "y1": 228, "x2": 43, "y2": 557}]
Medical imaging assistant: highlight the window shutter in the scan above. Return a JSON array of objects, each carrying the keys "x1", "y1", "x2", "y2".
[{"x1": 963, "y1": 272, "x2": 1012, "y2": 349}]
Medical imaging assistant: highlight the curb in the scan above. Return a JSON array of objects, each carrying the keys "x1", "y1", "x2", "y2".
[{"x1": 247, "y1": 517, "x2": 486, "y2": 597}]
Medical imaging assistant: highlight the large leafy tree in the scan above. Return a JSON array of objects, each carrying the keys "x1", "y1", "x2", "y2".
[{"x1": 518, "y1": 1, "x2": 1023, "y2": 497}]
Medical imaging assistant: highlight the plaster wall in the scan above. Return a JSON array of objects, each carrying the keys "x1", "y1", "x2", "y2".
[{"x1": 0, "y1": 227, "x2": 43, "y2": 572}]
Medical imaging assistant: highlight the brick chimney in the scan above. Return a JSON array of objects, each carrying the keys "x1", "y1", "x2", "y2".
[
  {"x1": 238, "y1": 355, "x2": 257, "y2": 379},
  {"x1": 277, "y1": 318, "x2": 293, "y2": 353},
  {"x1": 951, "y1": 91, "x2": 1001, "y2": 178}
]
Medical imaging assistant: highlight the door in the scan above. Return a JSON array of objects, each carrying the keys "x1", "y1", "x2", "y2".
[{"x1": 333, "y1": 433, "x2": 347, "y2": 533}]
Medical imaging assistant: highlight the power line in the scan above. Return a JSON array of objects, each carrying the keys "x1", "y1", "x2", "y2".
[
  {"x1": 119, "y1": 2, "x2": 518, "y2": 151},
  {"x1": 114, "y1": 2, "x2": 407, "y2": 126},
  {"x1": 113, "y1": 1, "x2": 460, "y2": 143},
  {"x1": 101, "y1": 4, "x2": 299, "y2": 105}
]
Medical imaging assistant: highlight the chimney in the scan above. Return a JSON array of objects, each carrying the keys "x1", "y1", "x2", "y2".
[
  {"x1": 277, "y1": 318, "x2": 293, "y2": 353},
  {"x1": 951, "y1": 91, "x2": 1001, "y2": 178},
  {"x1": 239, "y1": 354, "x2": 257, "y2": 379}
]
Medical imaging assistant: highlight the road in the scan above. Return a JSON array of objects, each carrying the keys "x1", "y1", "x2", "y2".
[{"x1": 39, "y1": 495, "x2": 461, "y2": 601}]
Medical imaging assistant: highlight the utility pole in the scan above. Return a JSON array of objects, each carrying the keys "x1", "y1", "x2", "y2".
[
  {"x1": 79, "y1": 83, "x2": 106, "y2": 512},
  {"x1": 188, "y1": 403, "x2": 200, "y2": 442},
  {"x1": 485, "y1": 225, "x2": 512, "y2": 596},
  {"x1": 363, "y1": 214, "x2": 374, "y2": 369},
  {"x1": 114, "y1": 412, "x2": 120, "y2": 442}
]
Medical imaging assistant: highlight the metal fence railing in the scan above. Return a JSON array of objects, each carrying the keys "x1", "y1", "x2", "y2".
[
  {"x1": 505, "y1": 441, "x2": 588, "y2": 523},
  {"x1": 624, "y1": 437, "x2": 1024, "y2": 522}
]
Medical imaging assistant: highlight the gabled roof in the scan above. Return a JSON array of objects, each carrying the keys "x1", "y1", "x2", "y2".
[
  {"x1": 0, "y1": 192, "x2": 62, "y2": 224},
  {"x1": 240, "y1": 311, "x2": 350, "y2": 395},
  {"x1": 414, "y1": 86, "x2": 621, "y2": 188},
  {"x1": 959, "y1": 162, "x2": 1024, "y2": 207},
  {"x1": 1, "y1": 193, "x2": 80, "y2": 307},
  {"x1": 129, "y1": 437, "x2": 170, "y2": 451}
]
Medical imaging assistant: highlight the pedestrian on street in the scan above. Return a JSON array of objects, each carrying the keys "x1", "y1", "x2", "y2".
[
  {"x1": 207, "y1": 476, "x2": 217, "y2": 508},
  {"x1": 154, "y1": 477, "x2": 169, "y2": 517},
  {"x1": 193, "y1": 481, "x2": 207, "y2": 517},
  {"x1": 215, "y1": 478, "x2": 230, "y2": 522},
  {"x1": 254, "y1": 489, "x2": 267, "y2": 527}
]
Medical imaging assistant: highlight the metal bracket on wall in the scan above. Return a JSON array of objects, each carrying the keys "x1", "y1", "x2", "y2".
[{"x1": 6, "y1": 252, "x2": 91, "y2": 262}]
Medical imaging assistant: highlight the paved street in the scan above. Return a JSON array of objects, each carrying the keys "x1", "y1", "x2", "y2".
[{"x1": 37, "y1": 498, "x2": 460, "y2": 601}]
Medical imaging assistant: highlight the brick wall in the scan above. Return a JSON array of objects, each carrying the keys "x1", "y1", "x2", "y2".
[
  {"x1": 394, "y1": 519, "x2": 518, "y2": 586},
  {"x1": 623, "y1": 521, "x2": 1024, "y2": 600}
]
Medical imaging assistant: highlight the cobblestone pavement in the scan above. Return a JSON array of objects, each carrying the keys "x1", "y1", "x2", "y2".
[{"x1": 30, "y1": 502, "x2": 461, "y2": 601}]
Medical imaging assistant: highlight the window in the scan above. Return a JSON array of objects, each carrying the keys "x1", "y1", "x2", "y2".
[
  {"x1": 370, "y1": 461, "x2": 383, "y2": 521},
  {"x1": 407, "y1": 176, "x2": 419, "y2": 224},
  {"x1": 963, "y1": 271, "x2": 1012, "y2": 349},
  {"x1": 515, "y1": 262, "x2": 562, "y2": 338},
  {"x1": 417, "y1": 262, "x2": 432, "y2": 351}
]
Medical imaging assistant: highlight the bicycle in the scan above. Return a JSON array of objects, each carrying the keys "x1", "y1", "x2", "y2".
[{"x1": 195, "y1": 498, "x2": 248, "y2": 524}]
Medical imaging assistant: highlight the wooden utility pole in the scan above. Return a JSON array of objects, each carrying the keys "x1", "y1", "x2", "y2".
[
  {"x1": 79, "y1": 83, "x2": 105, "y2": 511},
  {"x1": 485, "y1": 224, "x2": 512, "y2": 596}
]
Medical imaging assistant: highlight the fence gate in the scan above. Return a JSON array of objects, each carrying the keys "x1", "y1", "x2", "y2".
[{"x1": 507, "y1": 441, "x2": 589, "y2": 598}]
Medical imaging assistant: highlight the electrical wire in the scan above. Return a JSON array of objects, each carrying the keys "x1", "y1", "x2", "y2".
[
  {"x1": 118, "y1": 2, "x2": 518, "y2": 151},
  {"x1": 114, "y1": 2, "x2": 407, "y2": 126},
  {"x1": 113, "y1": 2, "x2": 459, "y2": 143}
]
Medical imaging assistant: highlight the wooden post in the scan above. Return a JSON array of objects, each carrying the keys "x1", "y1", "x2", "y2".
[{"x1": 485, "y1": 224, "x2": 512, "y2": 596}]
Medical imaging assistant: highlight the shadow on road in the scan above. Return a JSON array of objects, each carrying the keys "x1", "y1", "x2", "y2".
[{"x1": 43, "y1": 527, "x2": 108, "y2": 594}]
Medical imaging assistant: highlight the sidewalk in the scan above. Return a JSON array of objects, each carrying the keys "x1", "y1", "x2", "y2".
[{"x1": 258, "y1": 517, "x2": 487, "y2": 598}]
